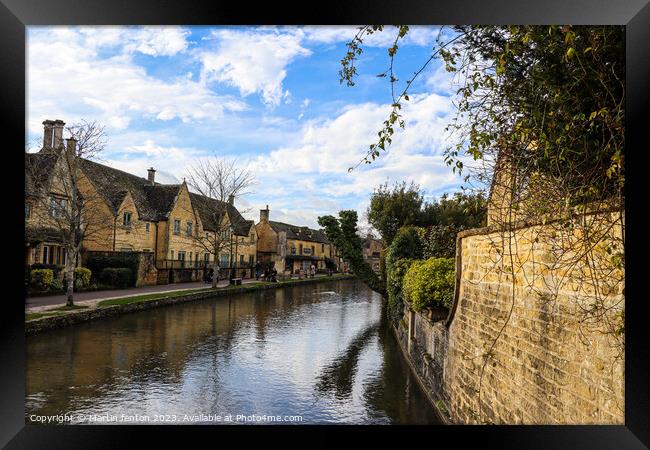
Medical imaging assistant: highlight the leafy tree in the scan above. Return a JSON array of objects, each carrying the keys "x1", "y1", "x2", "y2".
[
  {"x1": 318, "y1": 210, "x2": 385, "y2": 295},
  {"x1": 419, "y1": 192, "x2": 487, "y2": 228},
  {"x1": 387, "y1": 226, "x2": 424, "y2": 261},
  {"x1": 367, "y1": 181, "x2": 423, "y2": 245}
]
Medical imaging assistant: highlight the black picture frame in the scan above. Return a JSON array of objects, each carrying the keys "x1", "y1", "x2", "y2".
[{"x1": 2, "y1": 0, "x2": 648, "y2": 447}]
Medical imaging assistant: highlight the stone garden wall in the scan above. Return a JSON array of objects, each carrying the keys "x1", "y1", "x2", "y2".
[{"x1": 396, "y1": 211, "x2": 624, "y2": 424}]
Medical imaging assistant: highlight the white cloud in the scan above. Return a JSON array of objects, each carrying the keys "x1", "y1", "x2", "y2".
[
  {"x1": 27, "y1": 27, "x2": 245, "y2": 134},
  {"x1": 200, "y1": 29, "x2": 311, "y2": 108},
  {"x1": 77, "y1": 26, "x2": 190, "y2": 56}
]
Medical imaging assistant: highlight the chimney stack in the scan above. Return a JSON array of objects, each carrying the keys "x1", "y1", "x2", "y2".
[
  {"x1": 147, "y1": 167, "x2": 156, "y2": 185},
  {"x1": 228, "y1": 194, "x2": 235, "y2": 206},
  {"x1": 52, "y1": 119, "x2": 65, "y2": 149},
  {"x1": 65, "y1": 137, "x2": 77, "y2": 158},
  {"x1": 42, "y1": 120, "x2": 55, "y2": 150},
  {"x1": 260, "y1": 205, "x2": 270, "y2": 222}
]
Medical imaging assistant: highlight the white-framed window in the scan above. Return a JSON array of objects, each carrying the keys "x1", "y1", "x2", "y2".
[
  {"x1": 178, "y1": 251, "x2": 186, "y2": 261},
  {"x1": 186, "y1": 221, "x2": 193, "y2": 235},
  {"x1": 123, "y1": 211, "x2": 132, "y2": 226},
  {"x1": 173, "y1": 219, "x2": 181, "y2": 234}
]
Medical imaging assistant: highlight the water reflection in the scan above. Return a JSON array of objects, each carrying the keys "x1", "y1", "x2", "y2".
[{"x1": 26, "y1": 280, "x2": 439, "y2": 424}]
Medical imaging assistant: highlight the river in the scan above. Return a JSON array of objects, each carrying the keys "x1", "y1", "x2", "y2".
[{"x1": 26, "y1": 279, "x2": 440, "y2": 425}]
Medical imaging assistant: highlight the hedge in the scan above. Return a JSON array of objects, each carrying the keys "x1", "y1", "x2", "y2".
[
  {"x1": 30, "y1": 269, "x2": 54, "y2": 290},
  {"x1": 403, "y1": 257, "x2": 455, "y2": 311},
  {"x1": 86, "y1": 253, "x2": 139, "y2": 287},
  {"x1": 99, "y1": 268, "x2": 132, "y2": 288}
]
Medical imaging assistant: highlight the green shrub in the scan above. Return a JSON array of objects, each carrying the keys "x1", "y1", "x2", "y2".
[
  {"x1": 49, "y1": 278, "x2": 64, "y2": 292},
  {"x1": 30, "y1": 269, "x2": 54, "y2": 290},
  {"x1": 422, "y1": 224, "x2": 463, "y2": 259},
  {"x1": 99, "y1": 267, "x2": 132, "y2": 288},
  {"x1": 74, "y1": 267, "x2": 92, "y2": 287},
  {"x1": 30, "y1": 263, "x2": 63, "y2": 279},
  {"x1": 403, "y1": 257, "x2": 456, "y2": 311},
  {"x1": 387, "y1": 226, "x2": 424, "y2": 261},
  {"x1": 385, "y1": 257, "x2": 415, "y2": 325},
  {"x1": 86, "y1": 252, "x2": 139, "y2": 286}
]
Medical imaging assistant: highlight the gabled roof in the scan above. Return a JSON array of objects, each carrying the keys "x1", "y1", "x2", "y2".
[
  {"x1": 267, "y1": 221, "x2": 330, "y2": 244},
  {"x1": 79, "y1": 158, "x2": 182, "y2": 221},
  {"x1": 25, "y1": 152, "x2": 59, "y2": 196},
  {"x1": 189, "y1": 192, "x2": 253, "y2": 236}
]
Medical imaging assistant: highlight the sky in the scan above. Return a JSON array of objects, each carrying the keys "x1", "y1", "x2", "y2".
[{"x1": 26, "y1": 25, "x2": 466, "y2": 230}]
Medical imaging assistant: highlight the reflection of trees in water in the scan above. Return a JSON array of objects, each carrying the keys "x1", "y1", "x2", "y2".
[
  {"x1": 360, "y1": 306, "x2": 438, "y2": 424},
  {"x1": 315, "y1": 322, "x2": 380, "y2": 399},
  {"x1": 313, "y1": 301, "x2": 440, "y2": 424}
]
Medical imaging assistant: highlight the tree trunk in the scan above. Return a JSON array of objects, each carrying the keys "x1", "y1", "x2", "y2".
[
  {"x1": 212, "y1": 261, "x2": 219, "y2": 288},
  {"x1": 65, "y1": 251, "x2": 75, "y2": 306}
]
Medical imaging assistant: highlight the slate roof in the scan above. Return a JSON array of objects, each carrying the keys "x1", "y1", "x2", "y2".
[
  {"x1": 26, "y1": 151, "x2": 252, "y2": 232},
  {"x1": 25, "y1": 152, "x2": 59, "y2": 196},
  {"x1": 81, "y1": 158, "x2": 253, "y2": 234},
  {"x1": 188, "y1": 192, "x2": 253, "y2": 235},
  {"x1": 268, "y1": 221, "x2": 330, "y2": 244}
]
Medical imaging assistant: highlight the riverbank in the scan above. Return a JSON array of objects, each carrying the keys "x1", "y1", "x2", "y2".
[{"x1": 25, "y1": 274, "x2": 355, "y2": 335}]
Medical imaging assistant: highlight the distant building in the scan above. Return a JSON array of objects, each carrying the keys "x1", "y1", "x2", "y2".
[
  {"x1": 255, "y1": 205, "x2": 337, "y2": 275},
  {"x1": 362, "y1": 232, "x2": 383, "y2": 274}
]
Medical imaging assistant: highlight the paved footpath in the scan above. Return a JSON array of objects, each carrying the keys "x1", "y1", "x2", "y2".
[{"x1": 26, "y1": 275, "x2": 333, "y2": 312}]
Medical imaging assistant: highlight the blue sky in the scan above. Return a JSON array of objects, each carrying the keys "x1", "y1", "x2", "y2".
[{"x1": 27, "y1": 26, "x2": 465, "y2": 230}]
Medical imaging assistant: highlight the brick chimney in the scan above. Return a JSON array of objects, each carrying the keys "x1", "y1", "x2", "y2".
[
  {"x1": 147, "y1": 167, "x2": 156, "y2": 185},
  {"x1": 228, "y1": 194, "x2": 235, "y2": 205},
  {"x1": 42, "y1": 120, "x2": 55, "y2": 150},
  {"x1": 52, "y1": 119, "x2": 65, "y2": 149},
  {"x1": 260, "y1": 205, "x2": 270, "y2": 222}
]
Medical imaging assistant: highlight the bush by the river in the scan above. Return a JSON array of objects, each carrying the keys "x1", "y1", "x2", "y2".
[
  {"x1": 99, "y1": 267, "x2": 132, "y2": 288},
  {"x1": 403, "y1": 257, "x2": 455, "y2": 311},
  {"x1": 388, "y1": 226, "x2": 425, "y2": 261},
  {"x1": 385, "y1": 257, "x2": 415, "y2": 325},
  {"x1": 422, "y1": 224, "x2": 464, "y2": 259}
]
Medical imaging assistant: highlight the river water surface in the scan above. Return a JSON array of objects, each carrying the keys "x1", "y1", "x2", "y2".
[{"x1": 26, "y1": 279, "x2": 440, "y2": 424}]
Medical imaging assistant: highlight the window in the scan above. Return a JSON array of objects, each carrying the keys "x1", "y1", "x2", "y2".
[
  {"x1": 145, "y1": 222, "x2": 150, "y2": 233},
  {"x1": 189, "y1": 252, "x2": 192, "y2": 262},
  {"x1": 299, "y1": 244, "x2": 303, "y2": 254},
  {"x1": 239, "y1": 255, "x2": 244, "y2": 265},
  {"x1": 170, "y1": 250, "x2": 174, "y2": 260},
  {"x1": 178, "y1": 251, "x2": 186, "y2": 261},
  {"x1": 219, "y1": 254, "x2": 229, "y2": 266},
  {"x1": 49, "y1": 194, "x2": 67, "y2": 218},
  {"x1": 204, "y1": 253, "x2": 210, "y2": 264},
  {"x1": 173, "y1": 219, "x2": 181, "y2": 234},
  {"x1": 186, "y1": 221, "x2": 193, "y2": 235},
  {"x1": 123, "y1": 211, "x2": 132, "y2": 227},
  {"x1": 322, "y1": 243, "x2": 325, "y2": 253},
  {"x1": 42, "y1": 245, "x2": 49, "y2": 264},
  {"x1": 249, "y1": 255, "x2": 254, "y2": 265},
  {"x1": 25, "y1": 203, "x2": 31, "y2": 220}
]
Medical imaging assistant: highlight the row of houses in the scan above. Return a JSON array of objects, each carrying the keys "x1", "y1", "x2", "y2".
[{"x1": 25, "y1": 119, "x2": 356, "y2": 285}]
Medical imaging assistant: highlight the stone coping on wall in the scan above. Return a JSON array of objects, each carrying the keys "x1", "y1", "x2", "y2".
[
  {"x1": 445, "y1": 203, "x2": 623, "y2": 328},
  {"x1": 25, "y1": 274, "x2": 356, "y2": 335}
]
